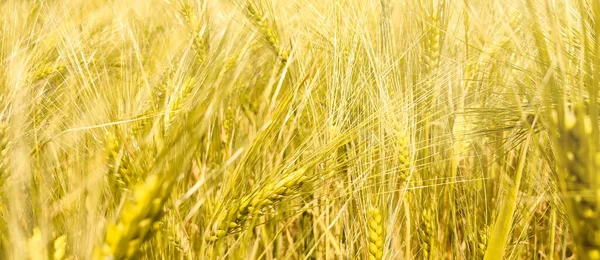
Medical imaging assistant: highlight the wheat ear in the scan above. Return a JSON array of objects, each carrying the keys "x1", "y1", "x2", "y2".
[
  {"x1": 420, "y1": 208, "x2": 435, "y2": 260},
  {"x1": 104, "y1": 132, "x2": 134, "y2": 191},
  {"x1": 52, "y1": 235, "x2": 67, "y2": 260},
  {"x1": 243, "y1": 1, "x2": 289, "y2": 63},
  {"x1": 207, "y1": 167, "x2": 308, "y2": 241},
  {"x1": 367, "y1": 207, "x2": 384, "y2": 260},
  {"x1": 95, "y1": 174, "x2": 173, "y2": 259},
  {"x1": 397, "y1": 130, "x2": 410, "y2": 182},
  {"x1": 180, "y1": 2, "x2": 207, "y2": 63}
]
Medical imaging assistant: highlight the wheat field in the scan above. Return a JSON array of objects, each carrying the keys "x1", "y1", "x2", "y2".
[{"x1": 1, "y1": 0, "x2": 599, "y2": 259}]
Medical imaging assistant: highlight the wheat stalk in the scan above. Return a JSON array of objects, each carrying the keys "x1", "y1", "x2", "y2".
[{"x1": 484, "y1": 134, "x2": 531, "y2": 260}]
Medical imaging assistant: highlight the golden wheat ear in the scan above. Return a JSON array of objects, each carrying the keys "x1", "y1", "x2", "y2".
[
  {"x1": 52, "y1": 234, "x2": 68, "y2": 260},
  {"x1": 367, "y1": 207, "x2": 384, "y2": 260},
  {"x1": 242, "y1": 0, "x2": 289, "y2": 63},
  {"x1": 207, "y1": 167, "x2": 308, "y2": 241},
  {"x1": 419, "y1": 208, "x2": 435, "y2": 260},
  {"x1": 95, "y1": 174, "x2": 173, "y2": 259}
]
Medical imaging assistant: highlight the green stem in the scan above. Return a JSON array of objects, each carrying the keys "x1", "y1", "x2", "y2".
[{"x1": 484, "y1": 135, "x2": 531, "y2": 260}]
